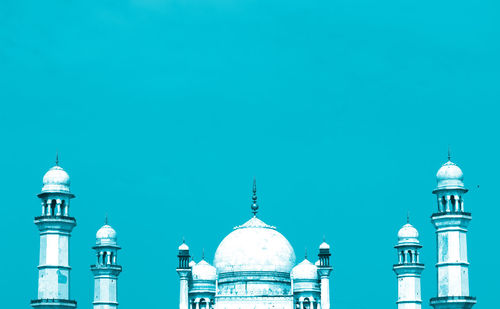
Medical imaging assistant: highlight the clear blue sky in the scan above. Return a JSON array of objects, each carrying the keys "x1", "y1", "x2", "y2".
[{"x1": 0, "y1": 0, "x2": 498, "y2": 308}]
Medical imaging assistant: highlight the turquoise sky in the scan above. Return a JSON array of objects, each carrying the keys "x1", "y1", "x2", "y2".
[{"x1": 0, "y1": 0, "x2": 498, "y2": 308}]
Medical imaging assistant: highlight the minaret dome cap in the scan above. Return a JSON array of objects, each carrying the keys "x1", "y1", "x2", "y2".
[
  {"x1": 179, "y1": 242, "x2": 189, "y2": 251},
  {"x1": 397, "y1": 223, "x2": 420, "y2": 245},
  {"x1": 436, "y1": 160, "x2": 465, "y2": 190},
  {"x1": 319, "y1": 241, "x2": 330, "y2": 250},
  {"x1": 42, "y1": 165, "x2": 71, "y2": 193},
  {"x1": 96, "y1": 224, "x2": 117, "y2": 245}
]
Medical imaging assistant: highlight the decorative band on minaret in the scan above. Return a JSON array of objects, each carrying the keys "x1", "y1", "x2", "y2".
[
  {"x1": 177, "y1": 240, "x2": 191, "y2": 309},
  {"x1": 31, "y1": 161, "x2": 77, "y2": 309},
  {"x1": 91, "y1": 221, "x2": 122, "y2": 309},
  {"x1": 429, "y1": 157, "x2": 476, "y2": 309},
  {"x1": 317, "y1": 240, "x2": 332, "y2": 309},
  {"x1": 393, "y1": 220, "x2": 424, "y2": 309}
]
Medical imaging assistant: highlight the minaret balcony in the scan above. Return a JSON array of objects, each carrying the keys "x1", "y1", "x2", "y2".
[
  {"x1": 34, "y1": 216, "x2": 76, "y2": 233},
  {"x1": 430, "y1": 296, "x2": 476, "y2": 309},
  {"x1": 31, "y1": 298, "x2": 77, "y2": 308}
]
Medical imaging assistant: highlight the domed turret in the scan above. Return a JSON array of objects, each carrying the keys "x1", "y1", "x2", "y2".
[
  {"x1": 192, "y1": 259, "x2": 217, "y2": 281},
  {"x1": 42, "y1": 165, "x2": 71, "y2": 193},
  {"x1": 291, "y1": 259, "x2": 318, "y2": 280},
  {"x1": 435, "y1": 160, "x2": 465, "y2": 190},
  {"x1": 397, "y1": 223, "x2": 419, "y2": 245},
  {"x1": 96, "y1": 224, "x2": 117, "y2": 246}
]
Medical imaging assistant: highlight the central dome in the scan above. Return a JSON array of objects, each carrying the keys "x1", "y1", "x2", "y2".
[{"x1": 214, "y1": 217, "x2": 296, "y2": 274}]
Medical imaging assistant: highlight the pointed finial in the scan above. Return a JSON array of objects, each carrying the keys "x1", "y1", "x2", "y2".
[
  {"x1": 251, "y1": 177, "x2": 259, "y2": 216},
  {"x1": 305, "y1": 248, "x2": 308, "y2": 260},
  {"x1": 323, "y1": 235, "x2": 326, "y2": 242},
  {"x1": 105, "y1": 214, "x2": 108, "y2": 225},
  {"x1": 55, "y1": 152, "x2": 59, "y2": 166},
  {"x1": 448, "y1": 145, "x2": 451, "y2": 161},
  {"x1": 202, "y1": 248, "x2": 205, "y2": 260},
  {"x1": 407, "y1": 211, "x2": 410, "y2": 223}
]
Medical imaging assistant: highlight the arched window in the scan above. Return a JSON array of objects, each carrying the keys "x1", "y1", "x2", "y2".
[
  {"x1": 441, "y1": 196, "x2": 447, "y2": 212},
  {"x1": 450, "y1": 195, "x2": 456, "y2": 212},
  {"x1": 102, "y1": 252, "x2": 107, "y2": 265},
  {"x1": 401, "y1": 251, "x2": 405, "y2": 263},
  {"x1": 408, "y1": 250, "x2": 413, "y2": 263},
  {"x1": 303, "y1": 298, "x2": 311, "y2": 309}
]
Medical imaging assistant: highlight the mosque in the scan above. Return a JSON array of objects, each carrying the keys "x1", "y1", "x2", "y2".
[{"x1": 30, "y1": 155, "x2": 476, "y2": 309}]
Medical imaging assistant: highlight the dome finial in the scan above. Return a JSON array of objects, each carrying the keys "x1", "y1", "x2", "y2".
[
  {"x1": 407, "y1": 211, "x2": 410, "y2": 223},
  {"x1": 251, "y1": 177, "x2": 259, "y2": 216},
  {"x1": 105, "y1": 214, "x2": 108, "y2": 225},
  {"x1": 55, "y1": 152, "x2": 59, "y2": 166},
  {"x1": 202, "y1": 248, "x2": 205, "y2": 260},
  {"x1": 448, "y1": 145, "x2": 451, "y2": 161},
  {"x1": 305, "y1": 248, "x2": 308, "y2": 260}
]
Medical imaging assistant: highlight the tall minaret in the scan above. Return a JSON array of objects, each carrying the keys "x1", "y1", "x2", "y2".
[
  {"x1": 91, "y1": 221, "x2": 122, "y2": 309},
  {"x1": 317, "y1": 240, "x2": 332, "y2": 309},
  {"x1": 177, "y1": 240, "x2": 191, "y2": 309},
  {"x1": 393, "y1": 219, "x2": 424, "y2": 309},
  {"x1": 430, "y1": 156, "x2": 476, "y2": 309},
  {"x1": 31, "y1": 159, "x2": 77, "y2": 309}
]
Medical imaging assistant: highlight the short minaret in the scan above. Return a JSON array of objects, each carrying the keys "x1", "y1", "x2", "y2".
[
  {"x1": 430, "y1": 156, "x2": 476, "y2": 309},
  {"x1": 177, "y1": 240, "x2": 191, "y2": 309},
  {"x1": 393, "y1": 219, "x2": 424, "y2": 309},
  {"x1": 31, "y1": 160, "x2": 77, "y2": 309},
  {"x1": 91, "y1": 221, "x2": 122, "y2": 309},
  {"x1": 317, "y1": 240, "x2": 332, "y2": 309}
]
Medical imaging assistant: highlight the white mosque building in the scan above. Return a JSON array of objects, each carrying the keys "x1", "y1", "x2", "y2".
[{"x1": 29, "y1": 155, "x2": 476, "y2": 309}]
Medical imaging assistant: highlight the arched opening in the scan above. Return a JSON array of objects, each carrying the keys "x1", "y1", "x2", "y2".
[
  {"x1": 60, "y1": 200, "x2": 66, "y2": 216},
  {"x1": 50, "y1": 200, "x2": 56, "y2": 216},
  {"x1": 102, "y1": 252, "x2": 107, "y2": 265},
  {"x1": 200, "y1": 299, "x2": 208, "y2": 309},
  {"x1": 401, "y1": 251, "x2": 405, "y2": 263},
  {"x1": 441, "y1": 196, "x2": 447, "y2": 212},
  {"x1": 408, "y1": 250, "x2": 413, "y2": 263},
  {"x1": 303, "y1": 298, "x2": 311, "y2": 309},
  {"x1": 450, "y1": 195, "x2": 456, "y2": 212}
]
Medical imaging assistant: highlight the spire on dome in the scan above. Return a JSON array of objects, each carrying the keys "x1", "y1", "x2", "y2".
[
  {"x1": 55, "y1": 152, "x2": 59, "y2": 166},
  {"x1": 448, "y1": 145, "x2": 451, "y2": 161},
  {"x1": 407, "y1": 211, "x2": 410, "y2": 224},
  {"x1": 251, "y1": 177, "x2": 259, "y2": 216}
]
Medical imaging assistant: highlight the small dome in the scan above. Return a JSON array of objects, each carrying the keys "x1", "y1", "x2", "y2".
[
  {"x1": 96, "y1": 224, "x2": 117, "y2": 245},
  {"x1": 436, "y1": 161, "x2": 465, "y2": 190},
  {"x1": 319, "y1": 241, "x2": 330, "y2": 250},
  {"x1": 397, "y1": 223, "x2": 419, "y2": 245},
  {"x1": 189, "y1": 260, "x2": 196, "y2": 267},
  {"x1": 42, "y1": 165, "x2": 71, "y2": 193},
  {"x1": 192, "y1": 259, "x2": 217, "y2": 281},
  {"x1": 214, "y1": 217, "x2": 296, "y2": 274},
  {"x1": 291, "y1": 259, "x2": 318, "y2": 280},
  {"x1": 179, "y1": 242, "x2": 189, "y2": 251}
]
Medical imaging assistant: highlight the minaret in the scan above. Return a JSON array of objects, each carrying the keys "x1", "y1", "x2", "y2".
[
  {"x1": 177, "y1": 240, "x2": 191, "y2": 309},
  {"x1": 393, "y1": 219, "x2": 424, "y2": 309},
  {"x1": 91, "y1": 220, "x2": 122, "y2": 309},
  {"x1": 31, "y1": 159, "x2": 77, "y2": 309},
  {"x1": 317, "y1": 240, "x2": 332, "y2": 309},
  {"x1": 430, "y1": 156, "x2": 476, "y2": 309}
]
